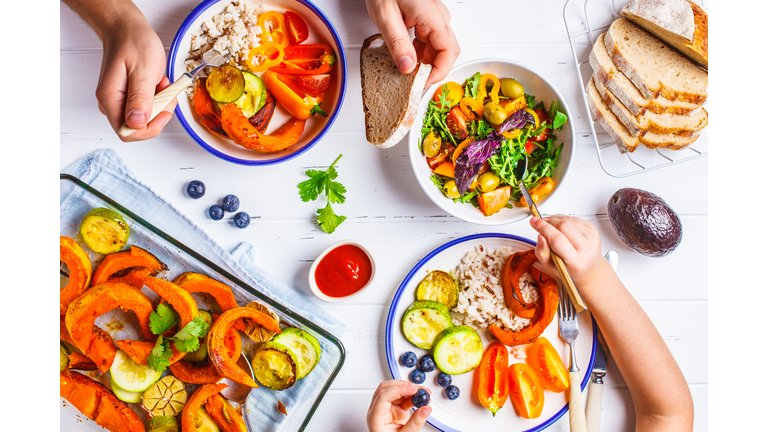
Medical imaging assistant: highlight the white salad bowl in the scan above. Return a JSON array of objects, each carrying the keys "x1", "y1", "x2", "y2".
[
  {"x1": 408, "y1": 59, "x2": 575, "y2": 225},
  {"x1": 168, "y1": 0, "x2": 347, "y2": 165}
]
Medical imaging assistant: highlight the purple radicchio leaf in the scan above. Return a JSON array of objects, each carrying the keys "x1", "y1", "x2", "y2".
[
  {"x1": 454, "y1": 134, "x2": 502, "y2": 195},
  {"x1": 498, "y1": 109, "x2": 535, "y2": 134}
]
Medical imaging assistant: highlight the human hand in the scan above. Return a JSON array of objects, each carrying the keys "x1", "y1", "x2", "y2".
[
  {"x1": 529, "y1": 216, "x2": 610, "y2": 288},
  {"x1": 367, "y1": 380, "x2": 432, "y2": 432},
  {"x1": 96, "y1": 11, "x2": 174, "y2": 141},
  {"x1": 364, "y1": 0, "x2": 460, "y2": 87}
]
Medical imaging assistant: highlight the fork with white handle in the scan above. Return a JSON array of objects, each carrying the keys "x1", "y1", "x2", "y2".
[{"x1": 558, "y1": 284, "x2": 587, "y2": 432}]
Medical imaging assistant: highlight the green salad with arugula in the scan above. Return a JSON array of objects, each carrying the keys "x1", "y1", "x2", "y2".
[{"x1": 419, "y1": 71, "x2": 567, "y2": 216}]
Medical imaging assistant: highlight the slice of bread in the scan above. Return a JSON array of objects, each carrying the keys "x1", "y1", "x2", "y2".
[
  {"x1": 621, "y1": 0, "x2": 708, "y2": 69},
  {"x1": 604, "y1": 19, "x2": 707, "y2": 104},
  {"x1": 361, "y1": 34, "x2": 432, "y2": 149},
  {"x1": 589, "y1": 33, "x2": 700, "y2": 116},
  {"x1": 586, "y1": 77, "x2": 699, "y2": 153},
  {"x1": 593, "y1": 76, "x2": 707, "y2": 137}
]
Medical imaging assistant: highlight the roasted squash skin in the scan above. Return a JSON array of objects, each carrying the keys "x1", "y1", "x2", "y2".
[
  {"x1": 60, "y1": 371, "x2": 144, "y2": 432},
  {"x1": 500, "y1": 250, "x2": 538, "y2": 319},
  {"x1": 60, "y1": 236, "x2": 92, "y2": 315},
  {"x1": 114, "y1": 339, "x2": 185, "y2": 366},
  {"x1": 489, "y1": 266, "x2": 559, "y2": 346},
  {"x1": 143, "y1": 276, "x2": 199, "y2": 329},
  {"x1": 91, "y1": 246, "x2": 167, "y2": 286},
  {"x1": 173, "y1": 272, "x2": 239, "y2": 312},
  {"x1": 59, "y1": 316, "x2": 116, "y2": 374},
  {"x1": 205, "y1": 393, "x2": 247, "y2": 432},
  {"x1": 170, "y1": 322, "x2": 241, "y2": 384},
  {"x1": 106, "y1": 267, "x2": 153, "y2": 290},
  {"x1": 181, "y1": 383, "x2": 228, "y2": 432}
]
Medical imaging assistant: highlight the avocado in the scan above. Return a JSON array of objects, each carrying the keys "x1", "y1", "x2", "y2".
[{"x1": 607, "y1": 188, "x2": 682, "y2": 257}]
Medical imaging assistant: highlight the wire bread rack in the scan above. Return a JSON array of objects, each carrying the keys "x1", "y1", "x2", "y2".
[{"x1": 563, "y1": 0, "x2": 708, "y2": 178}]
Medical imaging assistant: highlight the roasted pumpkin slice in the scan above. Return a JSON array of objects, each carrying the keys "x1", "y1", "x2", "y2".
[
  {"x1": 170, "y1": 324, "x2": 241, "y2": 384},
  {"x1": 500, "y1": 250, "x2": 538, "y2": 319},
  {"x1": 205, "y1": 393, "x2": 247, "y2": 432},
  {"x1": 143, "y1": 276, "x2": 199, "y2": 328},
  {"x1": 60, "y1": 315, "x2": 116, "y2": 374},
  {"x1": 173, "y1": 272, "x2": 239, "y2": 312},
  {"x1": 107, "y1": 267, "x2": 154, "y2": 290},
  {"x1": 115, "y1": 339, "x2": 185, "y2": 366},
  {"x1": 91, "y1": 245, "x2": 167, "y2": 286},
  {"x1": 60, "y1": 236, "x2": 92, "y2": 315},
  {"x1": 60, "y1": 371, "x2": 145, "y2": 432},
  {"x1": 181, "y1": 383, "x2": 228, "y2": 432}
]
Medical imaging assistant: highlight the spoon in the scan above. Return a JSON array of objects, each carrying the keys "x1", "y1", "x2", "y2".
[{"x1": 219, "y1": 353, "x2": 256, "y2": 432}]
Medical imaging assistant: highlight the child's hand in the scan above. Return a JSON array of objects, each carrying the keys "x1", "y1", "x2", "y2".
[
  {"x1": 367, "y1": 380, "x2": 431, "y2": 432},
  {"x1": 530, "y1": 216, "x2": 607, "y2": 287}
]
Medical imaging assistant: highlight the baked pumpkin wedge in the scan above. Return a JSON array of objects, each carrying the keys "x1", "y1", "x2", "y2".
[
  {"x1": 114, "y1": 339, "x2": 185, "y2": 366},
  {"x1": 173, "y1": 272, "x2": 239, "y2": 312},
  {"x1": 60, "y1": 370, "x2": 145, "y2": 432},
  {"x1": 106, "y1": 267, "x2": 154, "y2": 290},
  {"x1": 169, "y1": 320, "x2": 242, "y2": 384},
  {"x1": 59, "y1": 315, "x2": 116, "y2": 374},
  {"x1": 60, "y1": 236, "x2": 92, "y2": 315},
  {"x1": 91, "y1": 245, "x2": 167, "y2": 287},
  {"x1": 143, "y1": 276, "x2": 199, "y2": 329},
  {"x1": 65, "y1": 282, "x2": 154, "y2": 354},
  {"x1": 205, "y1": 393, "x2": 248, "y2": 432},
  {"x1": 181, "y1": 383, "x2": 228, "y2": 432},
  {"x1": 500, "y1": 250, "x2": 538, "y2": 319}
]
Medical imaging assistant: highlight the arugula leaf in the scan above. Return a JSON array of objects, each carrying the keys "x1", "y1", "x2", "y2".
[
  {"x1": 298, "y1": 155, "x2": 347, "y2": 233},
  {"x1": 525, "y1": 94, "x2": 536, "y2": 109},
  {"x1": 148, "y1": 336, "x2": 173, "y2": 372},
  {"x1": 465, "y1": 72, "x2": 481, "y2": 99},
  {"x1": 552, "y1": 112, "x2": 568, "y2": 130},
  {"x1": 149, "y1": 303, "x2": 177, "y2": 335},
  {"x1": 317, "y1": 202, "x2": 347, "y2": 234}
]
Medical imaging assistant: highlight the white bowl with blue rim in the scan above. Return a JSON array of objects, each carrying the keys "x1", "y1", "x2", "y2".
[{"x1": 168, "y1": 0, "x2": 347, "y2": 165}]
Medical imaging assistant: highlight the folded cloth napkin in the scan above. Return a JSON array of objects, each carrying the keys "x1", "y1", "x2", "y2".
[{"x1": 61, "y1": 148, "x2": 346, "y2": 431}]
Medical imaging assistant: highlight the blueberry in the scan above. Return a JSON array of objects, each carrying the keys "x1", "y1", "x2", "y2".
[
  {"x1": 437, "y1": 372, "x2": 452, "y2": 388},
  {"x1": 411, "y1": 388, "x2": 430, "y2": 408},
  {"x1": 221, "y1": 194, "x2": 240, "y2": 212},
  {"x1": 417, "y1": 355, "x2": 435, "y2": 372},
  {"x1": 209, "y1": 205, "x2": 224, "y2": 221},
  {"x1": 445, "y1": 385, "x2": 460, "y2": 400},
  {"x1": 400, "y1": 352, "x2": 417, "y2": 368},
  {"x1": 233, "y1": 211, "x2": 250, "y2": 229},
  {"x1": 186, "y1": 180, "x2": 206, "y2": 199},
  {"x1": 409, "y1": 369, "x2": 425, "y2": 384}
]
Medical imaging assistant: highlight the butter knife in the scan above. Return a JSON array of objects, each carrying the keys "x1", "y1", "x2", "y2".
[
  {"x1": 518, "y1": 182, "x2": 588, "y2": 313},
  {"x1": 585, "y1": 251, "x2": 618, "y2": 432}
]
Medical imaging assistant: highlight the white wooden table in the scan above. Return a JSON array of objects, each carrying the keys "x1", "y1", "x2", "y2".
[{"x1": 60, "y1": 0, "x2": 708, "y2": 430}]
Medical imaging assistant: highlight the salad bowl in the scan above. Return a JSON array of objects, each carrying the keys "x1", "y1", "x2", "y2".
[{"x1": 408, "y1": 59, "x2": 576, "y2": 225}]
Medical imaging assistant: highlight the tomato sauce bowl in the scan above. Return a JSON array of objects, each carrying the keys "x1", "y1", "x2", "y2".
[{"x1": 309, "y1": 240, "x2": 375, "y2": 302}]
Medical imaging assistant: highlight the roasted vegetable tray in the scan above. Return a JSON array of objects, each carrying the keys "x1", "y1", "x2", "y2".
[{"x1": 60, "y1": 174, "x2": 345, "y2": 432}]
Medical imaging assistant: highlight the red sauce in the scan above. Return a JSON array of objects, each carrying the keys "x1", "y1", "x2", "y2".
[{"x1": 314, "y1": 244, "x2": 373, "y2": 298}]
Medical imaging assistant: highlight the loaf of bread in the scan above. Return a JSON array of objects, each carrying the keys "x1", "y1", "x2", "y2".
[
  {"x1": 604, "y1": 19, "x2": 707, "y2": 104},
  {"x1": 360, "y1": 34, "x2": 432, "y2": 149},
  {"x1": 621, "y1": 0, "x2": 708, "y2": 69}
]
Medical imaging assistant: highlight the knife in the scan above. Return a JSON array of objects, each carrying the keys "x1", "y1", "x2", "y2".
[
  {"x1": 518, "y1": 182, "x2": 588, "y2": 313},
  {"x1": 585, "y1": 251, "x2": 618, "y2": 431}
]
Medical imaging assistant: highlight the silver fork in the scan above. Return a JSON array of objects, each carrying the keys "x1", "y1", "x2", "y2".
[{"x1": 559, "y1": 286, "x2": 587, "y2": 432}]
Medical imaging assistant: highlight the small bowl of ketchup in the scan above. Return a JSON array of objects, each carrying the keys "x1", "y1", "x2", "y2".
[{"x1": 309, "y1": 240, "x2": 375, "y2": 302}]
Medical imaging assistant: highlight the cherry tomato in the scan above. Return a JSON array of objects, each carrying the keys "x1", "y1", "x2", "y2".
[
  {"x1": 284, "y1": 11, "x2": 309, "y2": 45},
  {"x1": 476, "y1": 343, "x2": 509, "y2": 416},
  {"x1": 531, "y1": 109, "x2": 551, "y2": 141},
  {"x1": 526, "y1": 337, "x2": 569, "y2": 393},
  {"x1": 524, "y1": 140, "x2": 535, "y2": 154},
  {"x1": 508, "y1": 363, "x2": 545, "y2": 419},
  {"x1": 298, "y1": 74, "x2": 331, "y2": 96}
]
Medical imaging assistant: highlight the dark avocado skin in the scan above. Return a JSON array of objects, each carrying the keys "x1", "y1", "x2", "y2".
[{"x1": 607, "y1": 188, "x2": 682, "y2": 257}]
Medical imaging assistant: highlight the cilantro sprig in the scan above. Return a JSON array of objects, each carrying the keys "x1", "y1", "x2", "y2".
[
  {"x1": 147, "y1": 303, "x2": 211, "y2": 372},
  {"x1": 298, "y1": 154, "x2": 347, "y2": 233}
]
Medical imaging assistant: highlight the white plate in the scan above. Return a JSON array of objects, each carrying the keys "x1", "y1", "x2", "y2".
[
  {"x1": 408, "y1": 59, "x2": 576, "y2": 224},
  {"x1": 385, "y1": 233, "x2": 596, "y2": 432},
  {"x1": 167, "y1": 0, "x2": 347, "y2": 165}
]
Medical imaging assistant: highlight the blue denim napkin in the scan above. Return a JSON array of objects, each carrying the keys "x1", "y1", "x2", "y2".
[{"x1": 61, "y1": 148, "x2": 346, "y2": 431}]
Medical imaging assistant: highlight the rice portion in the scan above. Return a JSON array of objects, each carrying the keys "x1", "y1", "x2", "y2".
[{"x1": 451, "y1": 245, "x2": 538, "y2": 333}]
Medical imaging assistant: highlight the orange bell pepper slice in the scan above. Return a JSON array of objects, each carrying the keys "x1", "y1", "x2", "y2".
[
  {"x1": 246, "y1": 41, "x2": 285, "y2": 73},
  {"x1": 477, "y1": 342, "x2": 510, "y2": 416},
  {"x1": 60, "y1": 236, "x2": 92, "y2": 315},
  {"x1": 433, "y1": 161, "x2": 455, "y2": 178},
  {"x1": 60, "y1": 371, "x2": 145, "y2": 432},
  {"x1": 182, "y1": 383, "x2": 229, "y2": 432},
  {"x1": 269, "y1": 44, "x2": 336, "y2": 75},
  {"x1": 508, "y1": 363, "x2": 545, "y2": 419},
  {"x1": 480, "y1": 74, "x2": 501, "y2": 105},
  {"x1": 258, "y1": 11, "x2": 289, "y2": 47},
  {"x1": 500, "y1": 250, "x2": 538, "y2": 319},
  {"x1": 262, "y1": 70, "x2": 326, "y2": 119}
]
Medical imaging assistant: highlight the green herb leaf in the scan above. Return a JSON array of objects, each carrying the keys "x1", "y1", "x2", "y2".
[
  {"x1": 299, "y1": 155, "x2": 347, "y2": 233},
  {"x1": 148, "y1": 336, "x2": 173, "y2": 372},
  {"x1": 317, "y1": 202, "x2": 346, "y2": 234},
  {"x1": 552, "y1": 112, "x2": 568, "y2": 130},
  {"x1": 525, "y1": 94, "x2": 536, "y2": 109},
  {"x1": 149, "y1": 303, "x2": 177, "y2": 335}
]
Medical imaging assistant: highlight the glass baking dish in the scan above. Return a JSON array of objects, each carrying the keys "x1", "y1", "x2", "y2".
[{"x1": 60, "y1": 174, "x2": 345, "y2": 432}]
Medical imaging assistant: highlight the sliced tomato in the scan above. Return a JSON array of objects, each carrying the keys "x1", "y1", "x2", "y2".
[
  {"x1": 526, "y1": 337, "x2": 569, "y2": 393},
  {"x1": 298, "y1": 74, "x2": 331, "y2": 96},
  {"x1": 524, "y1": 140, "x2": 535, "y2": 154},
  {"x1": 508, "y1": 363, "x2": 545, "y2": 419},
  {"x1": 531, "y1": 109, "x2": 551, "y2": 141},
  {"x1": 284, "y1": 11, "x2": 309, "y2": 45}
]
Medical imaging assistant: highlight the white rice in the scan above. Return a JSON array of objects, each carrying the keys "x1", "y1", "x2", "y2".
[{"x1": 450, "y1": 245, "x2": 538, "y2": 333}]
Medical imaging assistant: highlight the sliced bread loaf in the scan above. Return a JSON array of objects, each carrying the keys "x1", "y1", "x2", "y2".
[
  {"x1": 593, "y1": 77, "x2": 707, "y2": 137},
  {"x1": 621, "y1": 0, "x2": 708, "y2": 69},
  {"x1": 589, "y1": 33, "x2": 700, "y2": 116},
  {"x1": 604, "y1": 19, "x2": 707, "y2": 104},
  {"x1": 361, "y1": 34, "x2": 432, "y2": 149},
  {"x1": 586, "y1": 77, "x2": 699, "y2": 153}
]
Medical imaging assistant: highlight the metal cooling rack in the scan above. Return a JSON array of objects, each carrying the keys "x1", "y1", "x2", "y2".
[{"x1": 563, "y1": 0, "x2": 708, "y2": 178}]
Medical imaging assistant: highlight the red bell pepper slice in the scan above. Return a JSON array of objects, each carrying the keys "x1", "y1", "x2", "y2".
[{"x1": 269, "y1": 44, "x2": 336, "y2": 75}]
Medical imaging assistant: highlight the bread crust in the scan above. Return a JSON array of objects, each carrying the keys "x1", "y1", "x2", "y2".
[{"x1": 360, "y1": 34, "x2": 432, "y2": 149}]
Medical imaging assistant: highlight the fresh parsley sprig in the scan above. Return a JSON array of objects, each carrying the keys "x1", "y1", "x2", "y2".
[
  {"x1": 147, "y1": 303, "x2": 210, "y2": 372},
  {"x1": 298, "y1": 154, "x2": 347, "y2": 233}
]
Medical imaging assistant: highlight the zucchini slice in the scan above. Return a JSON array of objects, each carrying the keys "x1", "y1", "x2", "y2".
[
  {"x1": 79, "y1": 207, "x2": 130, "y2": 254},
  {"x1": 251, "y1": 341, "x2": 299, "y2": 390},
  {"x1": 110, "y1": 378, "x2": 143, "y2": 403},
  {"x1": 109, "y1": 349, "x2": 162, "y2": 393},
  {"x1": 193, "y1": 408, "x2": 220, "y2": 432},
  {"x1": 415, "y1": 270, "x2": 460, "y2": 309},
  {"x1": 401, "y1": 300, "x2": 453, "y2": 350},
  {"x1": 217, "y1": 71, "x2": 266, "y2": 118},
  {"x1": 432, "y1": 325, "x2": 483, "y2": 374},
  {"x1": 147, "y1": 416, "x2": 179, "y2": 432},
  {"x1": 60, "y1": 343, "x2": 69, "y2": 372},
  {"x1": 272, "y1": 327, "x2": 322, "y2": 379},
  {"x1": 206, "y1": 65, "x2": 245, "y2": 104}
]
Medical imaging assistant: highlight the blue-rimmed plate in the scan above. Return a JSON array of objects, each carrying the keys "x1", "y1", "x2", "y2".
[
  {"x1": 385, "y1": 233, "x2": 596, "y2": 432},
  {"x1": 168, "y1": 0, "x2": 347, "y2": 165}
]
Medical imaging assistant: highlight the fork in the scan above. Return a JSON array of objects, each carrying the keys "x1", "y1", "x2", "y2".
[{"x1": 558, "y1": 286, "x2": 587, "y2": 432}]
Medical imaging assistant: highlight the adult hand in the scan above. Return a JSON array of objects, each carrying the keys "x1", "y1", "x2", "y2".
[
  {"x1": 365, "y1": 0, "x2": 460, "y2": 87},
  {"x1": 96, "y1": 12, "x2": 174, "y2": 141},
  {"x1": 367, "y1": 380, "x2": 431, "y2": 432}
]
